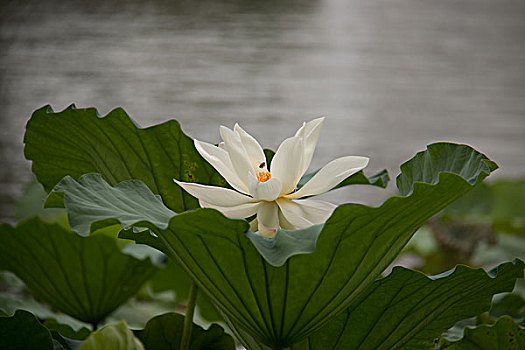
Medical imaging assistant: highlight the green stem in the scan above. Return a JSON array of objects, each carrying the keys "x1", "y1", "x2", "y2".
[{"x1": 180, "y1": 281, "x2": 198, "y2": 350}]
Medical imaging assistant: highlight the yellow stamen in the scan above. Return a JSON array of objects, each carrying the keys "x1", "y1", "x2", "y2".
[{"x1": 257, "y1": 171, "x2": 271, "y2": 183}]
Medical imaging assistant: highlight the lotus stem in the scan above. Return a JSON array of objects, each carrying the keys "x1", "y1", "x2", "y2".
[{"x1": 180, "y1": 280, "x2": 198, "y2": 350}]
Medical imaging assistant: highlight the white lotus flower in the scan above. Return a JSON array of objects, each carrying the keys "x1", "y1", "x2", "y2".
[{"x1": 174, "y1": 118, "x2": 369, "y2": 238}]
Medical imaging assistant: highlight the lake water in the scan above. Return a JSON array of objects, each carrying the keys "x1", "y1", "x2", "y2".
[{"x1": 1, "y1": 0, "x2": 525, "y2": 222}]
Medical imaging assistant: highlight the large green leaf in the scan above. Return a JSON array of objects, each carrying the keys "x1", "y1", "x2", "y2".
[
  {"x1": 290, "y1": 260, "x2": 524, "y2": 350},
  {"x1": 148, "y1": 144, "x2": 496, "y2": 347},
  {"x1": 0, "y1": 217, "x2": 158, "y2": 324},
  {"x1": 54, "y1": 173, "x2": 323, "y2": 266},
  {"x1": 0, "y1": 309, "x2": 54, "y2": 350},
  {"x1": 78, "y1": 321, "x2": 144, "y2": 350},
  {"x1": 56, "y1": 143, "x2": 495, "y2": 347},
  {"x1": 24, "y1": 104, "x2": 226, "y2": 212},
  {"x1": 438, "y1": 316, "x2": 525, "y2": 349},
  {"x1": 134, "y1": 312, "x2": 235, "y2": 350},
  {"x1": 396, "y1": 142, "x2": 497, "y2": 195},
  {"x1": 53, "y1": 174, "x2": 175, "y2": 235}
]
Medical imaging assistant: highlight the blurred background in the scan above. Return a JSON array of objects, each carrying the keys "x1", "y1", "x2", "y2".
[{"x1": 1, "y1": 0, "x2": 525, "y2": 222}]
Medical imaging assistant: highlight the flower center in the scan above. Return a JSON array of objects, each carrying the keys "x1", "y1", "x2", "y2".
[{"x1": 256, "y1": 171, "x2": 271, "y2": 182}]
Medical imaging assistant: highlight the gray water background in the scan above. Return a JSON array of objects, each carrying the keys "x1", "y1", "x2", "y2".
[{"x1": 1, "y1": 0, "x2": 524, "y2": 222}]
